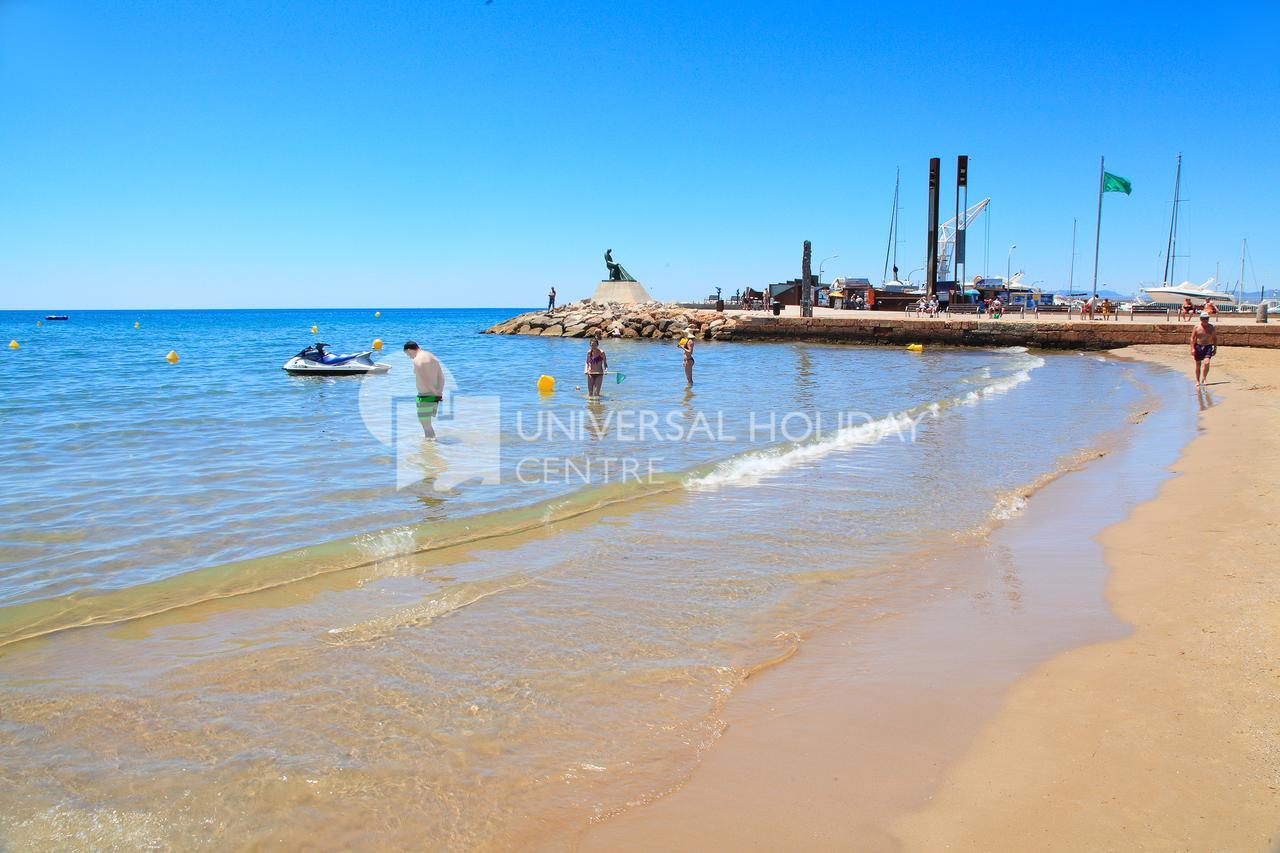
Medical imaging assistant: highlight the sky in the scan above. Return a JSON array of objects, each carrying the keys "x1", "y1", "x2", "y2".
[{"x1": 1, "y1": 0, "x2": 1278, "y2": 308}]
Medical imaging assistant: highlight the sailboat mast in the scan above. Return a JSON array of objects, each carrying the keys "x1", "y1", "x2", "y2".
[
  {"x1": 1162, "y1": 154, "x2": 1182, "y2": 285},
  {"x1": 883, "y1": 169, "x2": 899, "y2": 282},
  {"x1": 1069, "y1": 217, "x2": 1077, "y2": 296},
  {"x1": 1238, "y1": 238, "x2": 1246, "y2": 303},
  {"x1": 893, "y1": 171, "x2": 899, "y2": 277}
]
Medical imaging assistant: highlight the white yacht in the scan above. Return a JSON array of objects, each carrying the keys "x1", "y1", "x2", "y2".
[
  {"x1": 1140, "y1": 277, "x2": 1236, "y2": 307},
  {"x1": 1141, "y1": 156, "x2": 1236, "y2": 308}
]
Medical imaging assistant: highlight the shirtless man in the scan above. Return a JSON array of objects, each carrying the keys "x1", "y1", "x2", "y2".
[
  {"x1": 404, "y1": 340, "x2": 444, "y2": 437},
  {"x1": 1190, "y1": 312, "x2": 1217, "y2": 387}
]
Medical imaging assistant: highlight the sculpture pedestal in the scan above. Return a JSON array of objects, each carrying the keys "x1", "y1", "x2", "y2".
[{"x1": 590, "y1": 280, "x2": 653, "y2": 304}]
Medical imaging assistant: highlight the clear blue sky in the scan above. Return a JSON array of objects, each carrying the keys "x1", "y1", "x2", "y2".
[{"x1": 2, "y1": 0, "x2": 1277, "y2": 308}]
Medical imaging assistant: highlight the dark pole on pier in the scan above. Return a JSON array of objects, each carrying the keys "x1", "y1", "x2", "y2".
[
  {"x1": 957, "y1": 155, "x2": 969, "y2": 292},
  {"x1": 801, "y1": 240, "x2": 813, "y2": 318},
  {"x1": 1091, "y1": 155, "x2": 1105, "y2": 300},
  {"x1": 926, "y1": 157, "x2": 940, "y2": 298}
]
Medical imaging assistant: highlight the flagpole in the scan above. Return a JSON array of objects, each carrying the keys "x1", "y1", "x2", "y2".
[{"x1": 1091, "y1": 155, "x2": 1104, "y2": 300}]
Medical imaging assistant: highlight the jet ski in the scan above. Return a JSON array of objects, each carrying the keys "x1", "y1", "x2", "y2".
[{"x1": 282, "y1": 343, "x2": 391, "y2": 376}]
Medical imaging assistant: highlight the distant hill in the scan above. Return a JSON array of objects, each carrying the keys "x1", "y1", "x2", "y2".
[{"x1": 1052, "y1": 289, "x2": 1135, "y2": 301}]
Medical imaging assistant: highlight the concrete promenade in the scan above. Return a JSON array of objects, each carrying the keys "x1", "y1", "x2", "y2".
[{"x1": 727, "y1": 306, "x2": 1279, "y2": 349}]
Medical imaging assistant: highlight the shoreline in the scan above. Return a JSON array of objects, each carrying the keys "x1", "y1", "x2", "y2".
[
  {"x1": 576, "y1": 345, "x2": 1279, "y2": 850},
  {"x1": 896, "y1": 345, "x2": 1280, "y2": 849}
]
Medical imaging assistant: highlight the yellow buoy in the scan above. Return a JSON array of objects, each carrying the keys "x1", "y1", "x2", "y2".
[
  {"x1": 906, "y1": 343, "x2": 924, "y2": 352},
  {"x1": 165, "y1": 350, "x2": 179, "y2": 363},
  {"x1": 36, "y1": 321, "x2": 42, "y2": 327},
  {"x1": 311, "y1": 325, "x2": 318, "y2": 334},
  {"x1": 372, "y1": 338, "x2": 383, "y2": 350},
  {"x1": 8, "y1": 340, "x2": 18, "y2": 350},
  {"x1": 375, "y1": 311, "x2": 381, "y2": 318},
  {"x1": 536, "y1": 374, "x2": 555, "y2": 393},
  {"x1": 134, "y1": 321, "x2": 140, "y2": 329}
]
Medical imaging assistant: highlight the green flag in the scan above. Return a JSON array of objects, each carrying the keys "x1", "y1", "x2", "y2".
[{"x1": 1102, "y1": 172, "x2": 1132, "y2": 195}]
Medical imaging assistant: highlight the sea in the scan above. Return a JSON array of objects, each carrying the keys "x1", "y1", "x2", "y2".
[{"x1": 0, "y1": 308, "x2": 1195, "y2": 849}]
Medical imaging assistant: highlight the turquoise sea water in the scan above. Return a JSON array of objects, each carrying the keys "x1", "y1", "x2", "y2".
[
  {"x1": 1, "y1": 307, "x2": 1121, "y2": 625},
  {"x1": 0, "y1": 308, "x2": 1195, "y2": 848}
]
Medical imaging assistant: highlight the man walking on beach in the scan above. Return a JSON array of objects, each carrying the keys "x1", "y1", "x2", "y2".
[
  {"x1": 1191, "y1": 312, "x2": 1218, "y2": 387},
  {"x1": 404, "y1": 340, "x2": 444, "y2": 438},
  {"x1": 548, "y1": 287, "x2": 556, "y2": 311}
]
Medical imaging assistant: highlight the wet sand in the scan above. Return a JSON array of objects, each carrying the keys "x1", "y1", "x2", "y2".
[
  {"x1": 896, "y1": 345, "x2": 1280, "y2": 850},
  {"x1": 579, "y1": 345, "x2": 1279, "y2": 851}
]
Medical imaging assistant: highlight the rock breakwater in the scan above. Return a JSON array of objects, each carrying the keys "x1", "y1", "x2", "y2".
[{"x1": 483, "y1": 301, "x2": 739, "y2": 341}]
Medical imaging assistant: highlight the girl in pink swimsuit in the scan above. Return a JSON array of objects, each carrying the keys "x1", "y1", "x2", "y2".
[{"x1": 584, "y1": 338, "x2": 607, "y2": 397}]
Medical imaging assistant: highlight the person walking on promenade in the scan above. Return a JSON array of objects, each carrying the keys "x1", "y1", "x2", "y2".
[
  {"x1": 1191, "y1": 312, "x2": 1217, "y2": 387},
  {"x1": 583, "y1": 337, "x2": 607, "y2": 398}
]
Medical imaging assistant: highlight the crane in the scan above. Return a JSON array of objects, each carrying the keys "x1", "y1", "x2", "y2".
[{"x1": 936, "y1": 198, "x2": 990, "y2": 281}]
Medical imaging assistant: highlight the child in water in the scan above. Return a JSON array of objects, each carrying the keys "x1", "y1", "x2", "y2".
[{"x1": 680, "y1": 327, "x2": 696, "y2": 387}]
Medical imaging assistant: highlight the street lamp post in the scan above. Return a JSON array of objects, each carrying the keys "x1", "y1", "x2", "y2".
[
  {"x1": 818, "y1": 255, "x2": 839, "y2": 283},
  {"x1": 816, "y1": 255, "x2": 838, "y2": 309},
  {"x1": 1007, "y1": 244, "x2": 1017, "y2": 284},
  {"x1": 906, "y1": 267, "x2": 924, "y2": 285}
]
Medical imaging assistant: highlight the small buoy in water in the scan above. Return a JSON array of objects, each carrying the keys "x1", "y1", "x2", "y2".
[
  {"x1": 372, "y1": 338, "x2": 383, "y2": 350},
  {"x1": 311, "y1": 325, "x2": 318, "y2": 334},
  {"x1": 375, "y1": 311, "x2": 381, "y2": 318},
  {"x1": 906, "y1": 343, "x2": 924, "y2": 352},
  {"x1": 134, "y1": 321, "x2": 140, "y2": 329},
  {"x1": 537, "y1": 374, "x2": 555, "y2": 393},
  {"x1": 8, "y1": 340, "x2": 18, "y2": 350},
  {"x1": 36, "y1": 321, "x2": 42, "y2": 327},
  {"x1": 165, "y1": 350, "x2": 179, "y2": 363}
]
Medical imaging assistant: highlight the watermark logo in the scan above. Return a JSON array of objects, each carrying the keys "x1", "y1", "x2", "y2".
[
  {"x1": 358, "y1": 352, "x2": 938, "y2": 491},
  {"x1": 358, "y1": 355, "x2": 502, "y2": 491}
]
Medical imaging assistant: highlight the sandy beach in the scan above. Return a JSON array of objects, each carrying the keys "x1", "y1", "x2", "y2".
[
  {"x1": 898, "y1": 345, "x2": 1280, "y2": 850},
  {"x1": 580, "y1": 344, "x2": 1280, "y2": 851}
]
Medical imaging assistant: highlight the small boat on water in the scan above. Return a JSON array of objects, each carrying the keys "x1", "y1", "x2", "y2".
[
  {"x1": 282, "y1": 343, "x2": 390, "y2": 376},
  {"x1": 44, "y1": 315, "x2": 69, "y2": 321}
]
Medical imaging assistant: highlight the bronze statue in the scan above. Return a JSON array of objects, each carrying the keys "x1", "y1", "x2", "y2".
[{"x1": 604, "y1": 249, "x2": 637, "y2": 282}]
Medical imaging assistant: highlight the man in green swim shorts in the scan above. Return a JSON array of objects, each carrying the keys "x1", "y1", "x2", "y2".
[{"x1": 404, "y1": 340, "x2": 444, "y2": 438}]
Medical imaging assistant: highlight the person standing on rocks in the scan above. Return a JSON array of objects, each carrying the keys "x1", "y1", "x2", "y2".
[
  {"x1": 680, "y1": 327, "x2": 696, "y2": 387},
  {"x1": 548, "y1": 287, "x2": 556, "y2": 311},
  {"x1": 584, "y1": 337, "x2": 607, "y2": 397}
]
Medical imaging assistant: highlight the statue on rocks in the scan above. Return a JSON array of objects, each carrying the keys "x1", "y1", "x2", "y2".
[{"x1": 604, "y1": 249, "x2": 637, "y2": 283}]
